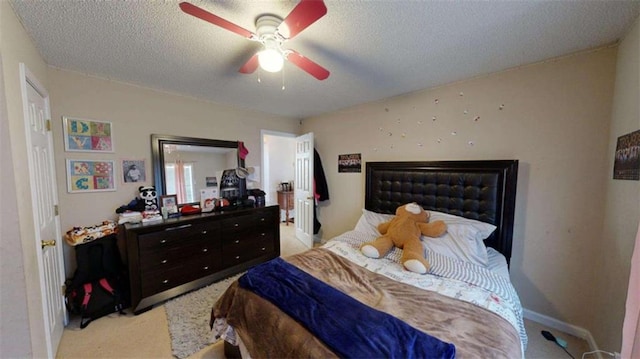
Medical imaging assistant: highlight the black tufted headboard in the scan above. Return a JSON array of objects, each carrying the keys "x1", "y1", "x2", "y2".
[{"x1": 365, "y1": 160, "x2": 519, "y2": 265}]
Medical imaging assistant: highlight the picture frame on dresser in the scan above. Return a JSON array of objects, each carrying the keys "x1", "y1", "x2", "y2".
[{"x1": 159, "y1": 194, "x2": 179, "y2": 218}]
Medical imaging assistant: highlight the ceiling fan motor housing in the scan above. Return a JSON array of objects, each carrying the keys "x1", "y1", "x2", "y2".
[{"x1": 256, "y1": 15, "x2": 283, "y2": 41}]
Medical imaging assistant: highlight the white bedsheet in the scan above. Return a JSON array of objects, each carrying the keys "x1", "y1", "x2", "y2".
[{"x1": 323, "y1": 230, "x2": 527, "y2": 354}]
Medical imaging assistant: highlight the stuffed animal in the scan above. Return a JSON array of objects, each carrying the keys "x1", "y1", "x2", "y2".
[
  {"x1": 360, "y1": 203, "x2": 447, "y2": 274},
  {"x1": 138, "y1": 185, "x2": 158, "y2": 211}
]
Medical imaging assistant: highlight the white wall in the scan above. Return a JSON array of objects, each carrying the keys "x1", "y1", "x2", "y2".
[
  {"x1": 592, "y1": 16, "x2": 640, "y2": 351},
  {"x1": 302, "y1": 46, "x2": 619, "y2": 345},
  {"x1": 46, "y1": 68, "x2": 300, "y2": 276},
  {"x1": 1, "y1": 2, "x2": 52, "y2": 357},
  {"x1": 0, "y1": 53, "x2": 32, "y2": 358},
  {"x1": 263, "y1": 133, "x2": 295, "y2": 221}
]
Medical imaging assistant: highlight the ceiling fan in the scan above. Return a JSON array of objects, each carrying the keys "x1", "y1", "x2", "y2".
[{"x1": 179, "y1": 0, "x2": 330, "y2": 80}]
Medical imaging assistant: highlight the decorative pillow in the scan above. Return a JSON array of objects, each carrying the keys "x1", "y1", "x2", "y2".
[
  {"x1": 422, "y1": 211, "x2": 496, "y2": 268},
  {"x1": 354, "y1": 208, "x2": 496, "y2": 268}
]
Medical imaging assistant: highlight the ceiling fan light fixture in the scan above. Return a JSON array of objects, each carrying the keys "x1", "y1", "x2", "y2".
[{"x1": 258, "y1": 48, "x2": 284, "y2": 73}]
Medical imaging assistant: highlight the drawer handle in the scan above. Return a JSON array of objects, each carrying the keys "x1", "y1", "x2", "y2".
[
  {"x1": 202, "y1": 248, "x2": 208, "y2": 252},
  {"x1": 234, "y1": 239, "x2": 240, "y2": 244},
  {"x1": 201, "y1": 230, "x2": 207, "y2": 234},
  {"x1": 160, "y1": 239, "x2": 167, "y2": 244},
  {"x1": 203, "y1": 266, "x2": 209, "y2": 270},
  {"x1": 234, "y1": 223, "x2": 239, "y2": 227},
  {"x1": 161, "y1": 259, "x2": 168, "y2": 264},
  {"x1": 261, "y1": 232, "x2": 265, "y2": 236},
  {"x1": 235, "y1": 255, "x2": 240, "y2": 260},
  {"x1": 162, "y1": 279, "x2": 169, "y2": 284},
  {"x1": 261, "y1": 247, "x2": 266, "y2": 251},
  {"x1": 164, "y1": 224, "x2": 192, "y2": 231},
  {"x1": 260, "y1": 218, "x2": 265, "y2": 222}
]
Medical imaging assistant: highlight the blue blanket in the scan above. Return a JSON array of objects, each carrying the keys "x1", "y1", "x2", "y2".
[{"x1": 238, "y1": 258, "x2": 456, "y2": 359}]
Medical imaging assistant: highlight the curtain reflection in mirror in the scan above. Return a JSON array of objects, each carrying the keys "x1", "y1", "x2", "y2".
[{"x1": 165, "y1": 161, "x2": 195, "y2": 203}]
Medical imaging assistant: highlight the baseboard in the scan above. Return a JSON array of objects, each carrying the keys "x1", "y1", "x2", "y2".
[{"x1": 523, "y1": 308, "x2": 599, "y2": 353}]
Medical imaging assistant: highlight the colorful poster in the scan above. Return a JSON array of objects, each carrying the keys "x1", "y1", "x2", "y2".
[
  {"x1": 63, "y1": 117, "x2": 114, "y2": 152},
  {"x1": 67, "y1": 159, "x2": 116, "y2": 193}
]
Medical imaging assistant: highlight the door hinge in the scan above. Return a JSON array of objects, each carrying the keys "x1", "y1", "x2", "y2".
[
  {"x1": 46, "y1": 119, "x2": 51, "y2": 131},
  {"x1": 54, "y1": 205, "x2": 59, "y2": 216},
  {"x1": 61, "y1": 284, "x2": 66, "y2": 296}
]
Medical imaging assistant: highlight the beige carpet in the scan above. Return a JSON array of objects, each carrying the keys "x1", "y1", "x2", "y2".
[{"x1": 56, "y1": 223, "x2": 590, "y2": 359}]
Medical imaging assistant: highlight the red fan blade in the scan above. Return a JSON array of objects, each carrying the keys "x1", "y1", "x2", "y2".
[
  {"x1": 239, "y1": 54, "x2": 259, "y2": 74},
  {"x1": 277, "y1": 0, "x2": 327, "y2": 39},
  {"x1": 286, "y1": 50, "x2": 329, "y2": 80},
  {"x1": 179, "y1": 2, "x2": 255, "y2": 39}
]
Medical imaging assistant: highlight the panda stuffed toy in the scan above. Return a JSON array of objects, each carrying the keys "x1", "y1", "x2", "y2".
[{"x1": 138, "y1": 186, "x2": 158, "y2": 211}]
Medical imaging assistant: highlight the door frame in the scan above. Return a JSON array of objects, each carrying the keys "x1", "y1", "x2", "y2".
[
  {"x1": 19, "y1": 63, "x2": 66, "y2": 358},
  {"x1": 260, "y1": 129, "x2": 296, "y2": 205}
]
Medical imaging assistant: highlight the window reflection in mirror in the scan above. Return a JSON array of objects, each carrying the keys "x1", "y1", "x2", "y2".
[{"x1": 161, "y1": 143, "x2": 237, "y2": 204}]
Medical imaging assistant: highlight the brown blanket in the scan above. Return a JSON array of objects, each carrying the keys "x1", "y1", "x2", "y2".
[{"x1": 213, "y1": 248, "x2": 522, "y2": 358}]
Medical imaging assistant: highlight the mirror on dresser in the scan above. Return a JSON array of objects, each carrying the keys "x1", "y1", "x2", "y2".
[{"x1": 151, "y1": 134, "x2": 245, "y2": 206}]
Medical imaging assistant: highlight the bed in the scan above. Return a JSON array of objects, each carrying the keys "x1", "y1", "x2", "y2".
[{"x1": 211, "y1": 160, "x2": 526, "y2": 358}]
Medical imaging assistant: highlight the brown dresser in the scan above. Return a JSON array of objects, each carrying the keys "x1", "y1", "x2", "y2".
[
  {"x1": 277, "y1": 190, "x2": 294, "y2": 225},
  {"x1": 123, "y1": 205, "x2": 279, "y2": 314}
]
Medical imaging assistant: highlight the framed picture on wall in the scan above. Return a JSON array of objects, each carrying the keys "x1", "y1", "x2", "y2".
[
  {"x1": 613, "y1": 129, "x2": 640, "y2": 180},
  {"x1": 122, "y1": 159, "x2": 146, "y2": 183},
  {"x1": 63, "y1": 116, "x2": 114, "y2": 152},
  {"x1": 338, "y1": 153, "x2": 362, "y2": 173},
  {"x1": 66, "y1": 159, "x2": 116, "y2": 193}
]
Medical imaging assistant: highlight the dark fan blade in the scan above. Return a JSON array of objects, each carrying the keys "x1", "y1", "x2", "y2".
[
  {"x1": 179, "y1": 2, "x2": 255, "y2": 39},
  {"x1": 239, "y1": 54, "x2": 259, "y2": 74},
  {"x1": 276, "y1": 0, "x2": 327, "y2": 39},
  {"x1": 286, "y1": 50, "x2": 329, "y2": 80}
]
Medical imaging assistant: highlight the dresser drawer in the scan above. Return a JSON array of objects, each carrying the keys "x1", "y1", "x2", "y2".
[
  {"x1": 139, "y1": 237, "x2": 221, "y2": 272},
  {"x1": 220, "y1": 211, "x2": 276, "y2": 233},
  {"x1": 138, "y1": 221, "x2": 219, "y2": 250},
  {"x1": 140, "y1": 255, "x2": 218, "y2": 297},
  {"x1": 222, "y1": 233, "x2": 276, "y2": 267}
]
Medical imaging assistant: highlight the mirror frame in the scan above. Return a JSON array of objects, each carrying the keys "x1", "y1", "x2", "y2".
[{"x1": 151, "y1": 134, "x2": 244, "y2": 204}]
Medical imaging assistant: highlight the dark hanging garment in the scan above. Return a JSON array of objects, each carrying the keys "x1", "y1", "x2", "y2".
[
  {"x1": 313, "y1": 149, "x2": 329, "y2": 234},
  {"x1": 314, "y1": 149, "x2": 329, "y2": 201}
]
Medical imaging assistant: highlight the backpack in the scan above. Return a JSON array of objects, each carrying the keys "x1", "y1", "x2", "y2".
[
  {"x1": 65, "y1": 277, "x2": 126, "y2": 328},
  {"x1": 67, "y1": 234, "x2": 124, "y2": 287},
  {"x1": 64, "y1": 234, "x2": 130, "y2": 328}
]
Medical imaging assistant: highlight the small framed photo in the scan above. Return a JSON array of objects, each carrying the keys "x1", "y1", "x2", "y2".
[
  {"x1": 66, "y1": 159, "x2": 116, "y2": 193},
  {"x1": 122, "y1": 159, "x2": 146, "y2": 183},
  {"x1": 63, "y1": 116, "x2": 114, "y2": 152},
  {"x1": 160, "y1": 195, "x2": 179, "y2": 216},
  {"x1": 613, "y1": 129, "x2": 640, "y2": 180}
]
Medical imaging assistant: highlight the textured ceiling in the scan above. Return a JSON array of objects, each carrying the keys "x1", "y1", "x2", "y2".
[{"x1": 9, "y1": 0, "x2": 640, "y2": 119}]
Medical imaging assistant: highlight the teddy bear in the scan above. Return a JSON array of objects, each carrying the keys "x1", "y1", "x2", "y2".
[
  {"x1": 138, "y1": 185, "x2": 158, "y2": 211},
  {"x1": 360, "y1": 202, "x2": 447, "y2": 274}
]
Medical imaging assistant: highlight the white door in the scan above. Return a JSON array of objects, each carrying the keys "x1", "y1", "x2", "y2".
[
  {"x1": 21, "y1": 64, "x2": 66, "y2": 358},
  {"x1": 294, "y1": 132, "x2": 314, "y2": 248}
]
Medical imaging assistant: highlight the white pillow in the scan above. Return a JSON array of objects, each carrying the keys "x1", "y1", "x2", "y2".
[
  {"x1": 354, "y1": 208, "x2": 496, "y2": 267},
  {"x1": 428, "y1": 211, "x2": 497, "y2": 241},
  {"x1": 423, "y1": 210, "x2": 496, "y2": 267},
  {"x1": 354, "y1": 209, "x2": 394, "y2": 237}
]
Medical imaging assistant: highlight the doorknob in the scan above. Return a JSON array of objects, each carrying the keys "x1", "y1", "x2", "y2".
[{"x1": 41, "y1": 239, "x2": 56, "y2": 249}]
